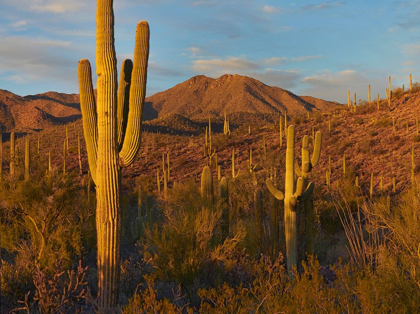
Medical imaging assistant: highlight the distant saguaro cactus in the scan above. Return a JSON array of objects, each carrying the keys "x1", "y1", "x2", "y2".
[
  {"x1": 77, "y1": 0, "x2": 149, "y2": 309},
  {"x1": 201, "y1": 165, "x2": 214, "y2": 206}
]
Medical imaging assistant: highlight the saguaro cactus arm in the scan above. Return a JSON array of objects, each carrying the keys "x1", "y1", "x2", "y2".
[
  {"x1": 119, "y1": 21, "x2": 150, "y2": 167},
  {"x1": 117, "y1": 59, "x2": 133, "y2": 148},
  {"x1": 266, "y1": 178, "x2": 284, "y2": 200},
  {"x1": 311, "y1": 131, "x2": 322, "y2": 167},
  {"x1": 78, "y1": 60, "x2": 98, "y2": 183},
  {"x1": 298, "y1": 182, "x2": 314, "y2": 202}
]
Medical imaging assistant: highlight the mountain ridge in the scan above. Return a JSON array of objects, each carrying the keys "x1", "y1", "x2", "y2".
[{"x1": 0, "y1": 74, "x2": 340, "y2": 132}]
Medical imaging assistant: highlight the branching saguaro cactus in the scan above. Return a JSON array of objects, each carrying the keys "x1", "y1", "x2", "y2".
[
  {"x1": 77, "y1": 0, "x2": 149, "y2": 309},
  {"x1": 266, "y1": 125, "x2": 321, "y2": 272}
]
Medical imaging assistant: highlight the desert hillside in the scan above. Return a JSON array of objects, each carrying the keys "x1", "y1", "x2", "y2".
[
  {"x1": 0, "y1": 75, "x2": 339, "y2": 132},
  {"x1": 145, "y1": 74, "x2": 339, "y2": 120}
]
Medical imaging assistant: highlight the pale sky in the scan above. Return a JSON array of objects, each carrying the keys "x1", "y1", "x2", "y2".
[{"x1": 0, "y1": 0, "x2": 419, "y2": 102}]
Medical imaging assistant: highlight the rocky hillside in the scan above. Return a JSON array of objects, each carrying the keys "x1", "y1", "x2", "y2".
[
  {"x1": 0, "y1": 89, "x2": 81, "y2": 132},
  {"x1": 145, "y1": 74, "x2": 339, "y2": 120},
  {"x1": 0, "y1": 74, "x2": 339, "y2": 132}
]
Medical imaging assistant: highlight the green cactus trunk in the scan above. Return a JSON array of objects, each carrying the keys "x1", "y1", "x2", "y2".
[
  {"x1": 201, "y1": 165, "x2": 214, "y2": 206},
  {"x1": 77, "y1": 0, "x2": 149, "y2": 308},
  {"x1": 284, "y1": 127, "x2": 297, "y2": 271}
]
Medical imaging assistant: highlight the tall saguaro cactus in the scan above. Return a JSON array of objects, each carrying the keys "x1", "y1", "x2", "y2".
[
  {"x1": 77, "y1": 0, "x2": 149, "y2": 309},
  {"x1": 266, "y1": 125, "x2": 321, "y2": 272}
]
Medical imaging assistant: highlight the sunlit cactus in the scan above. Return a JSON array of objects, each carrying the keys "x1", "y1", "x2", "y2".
[
  {"x1": 266, "y1": 125, "x2": 320, "y2": 271},
  {"x1": 201, "y1": 165, "x2": 214, "y2": 206},
  {"x1": 77, "y1": 0, "x2": 149, "y2": 308},
  {"x1": 223, "y1": 111, "x2": 231, "y2": 136}
]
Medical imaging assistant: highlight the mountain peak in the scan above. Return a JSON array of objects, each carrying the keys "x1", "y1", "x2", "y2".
[{"x1": 145, "y1": 74, "x2": 338, "y2": 120}]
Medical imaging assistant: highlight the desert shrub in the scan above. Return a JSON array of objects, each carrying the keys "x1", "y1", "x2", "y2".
[
  {"x1": 122, "y1": 275, "x2": 184, "y2": 314},
  {"x1": 0, "y1": 170, "x2": 95, "y2": 311},
  {"x1": 142, "y1": 179, "x2": 246, "y2": 304}
]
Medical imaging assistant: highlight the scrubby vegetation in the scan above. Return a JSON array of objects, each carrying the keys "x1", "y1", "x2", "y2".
[
  {"x1": 1, "y1": 111, "x2": 420, "y2": 312},
  {"x1": 1, "y1": 0, "x2": 420, "y2": 312}
]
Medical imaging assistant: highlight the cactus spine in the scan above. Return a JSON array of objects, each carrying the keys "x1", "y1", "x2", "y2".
[
  {"x1": 377, "y1": 94, "x2": 380, "y2": 110},
  {"x1": 25, "y1": 139, "x2": 30, "y2": 181},
  {"x1": 10, "y1": 132, "x2": 15, "y2": 178},
  {"x1": 266, "y1": 125, "x2": 320, "y2": 271},
  {"x1": 368, "y1": 84, "x2": 371, "y2": 103},
  {"x1": 77, "y1": 0, "x2": 149, "y2": 308}
]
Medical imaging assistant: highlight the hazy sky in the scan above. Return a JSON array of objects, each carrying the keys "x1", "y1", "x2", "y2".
[{"x1": 0, "y1": 0, "x2": 419, "y2": 102}]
